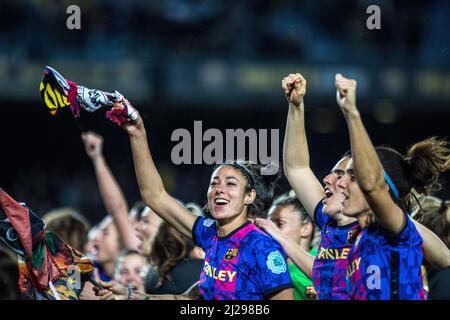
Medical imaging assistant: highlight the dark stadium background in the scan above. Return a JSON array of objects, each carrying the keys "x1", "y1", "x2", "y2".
[{"x1": 1, "y1": 0, "x2": 449, "y2": 224}]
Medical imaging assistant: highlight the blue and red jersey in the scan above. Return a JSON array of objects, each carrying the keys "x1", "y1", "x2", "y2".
[
  {"x1": 312, "y1": 202, "x2": 361, "y2": 300},
  {"x1": 193, "y1": 216, "x2": 293, "y2": 300},
  {"x1": 346, "y1": 214, "x2": 426, "y2": 300}
]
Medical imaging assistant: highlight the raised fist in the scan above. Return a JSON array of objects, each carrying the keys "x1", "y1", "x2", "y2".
[
  {"x1": 335, "y1": 73, "x2": 357, "y2": 113},
  {"x1": 81, "y1": 131, "x2": 104, "y2": 160},
  {"x1": 281, "y1": 73, "x2": 307, "y2": 107}
]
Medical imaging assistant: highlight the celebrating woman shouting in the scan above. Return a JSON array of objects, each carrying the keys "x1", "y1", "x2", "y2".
[
  {"x1": 335, "y1": 73, "x2": 450, "y2": 299},
  {"x1": 99, "y1": 101, "x2": 293, "y2": 300}
]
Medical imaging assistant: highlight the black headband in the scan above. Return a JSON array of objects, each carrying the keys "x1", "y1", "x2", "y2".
[{"x1": 215, "y1": 161, "x2": 256, "y2": 190}]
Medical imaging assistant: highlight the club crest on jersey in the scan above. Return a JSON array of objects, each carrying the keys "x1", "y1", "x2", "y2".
[
  {"x1": 266, "y1": 250, "x2": 286, "y2": 274},
  {"x1": 224, "y1": 248, "x2": 238, "y2": 260},
  {"x1": 347, "y1": 227, "x2": 360, "y2": 244},
  {"x1": 305, "y1": 286, "x2": 318, "y2": 300}
]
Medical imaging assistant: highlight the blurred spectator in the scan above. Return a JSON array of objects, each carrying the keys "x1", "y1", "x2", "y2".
[
  {"x1": 416, "y1": 196, "x2": 450, "y2": 249},
  {"x1": 136, "y1": 206, "x2": 164, "y2": 256},
  {"x1": 114, "y1": 249, "x2": 149, "y2": 293},
  {"x1": 145, "y1": 221, "x2": 203, "y2": 295},
  {"x1": 129, "y1": 201, "x2": 147, "y2": 229},
  {"x1": 0, "y1": 245, "x2": 20, "y2": 300},
  {"x1": 85, "y1": 225, "x2": 100, "y2": 259},
  {"x1": 43, "y1": 207, "x2": 90, "y2": 252},
  {"x1": 265, "y1": 193, "x2": 317, "y2": 300},
  {"x1": 92, "y1": 216, "x2": 121, "y2": 281},
  {"x1": 185, "y1": 202, "x2": 206, "y2": 259},
  {"x1": 414, "y1": 195, "x2": 450, "y2": 300},
  {"x1": 81, "y1": 131, "x2": 141, "y2": 252}
]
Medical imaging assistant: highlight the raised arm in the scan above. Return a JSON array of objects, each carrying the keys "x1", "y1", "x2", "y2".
[
  {"x1": 254, "y1": 218, "x2": 315, "y2": 278},
  {"x1": 335, "y1": 74, "x2": 405, "y2": 235},
  {"x1": 282, "y1": 73, "x2": 325, "y2": 219},
  {"x1": 82, "y1": 131, "x2": 140, "y2": 251},
  {"x1": 117, "y1": 102, "x2": 197, "y2": 239},
  {"x1": 412, "y1": 219, "x2": 450, "y2": 270}
]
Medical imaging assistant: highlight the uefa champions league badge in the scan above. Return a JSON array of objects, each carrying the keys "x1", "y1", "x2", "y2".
[
  {"x1": 203, "y1": 218, "x2": 215, "y2": 227},
  {"x1": 266, "y1": 250, "x2": 287, "y2": 274},
  {"x1": 39, "y1": 66, "x2": 136, "y2": 125}
]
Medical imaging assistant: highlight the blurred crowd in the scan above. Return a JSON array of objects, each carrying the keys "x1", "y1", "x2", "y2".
[
  {"x1": 1, "y1": 0, "x2": 450, "y2": 66},
  {"x1": 1, "y1": 127, "x2": 449, "y2": 300},
  {"x1": 0, "y1": 130, "x2": 321, "y2": 300},
  {"x1": 1, "y1": 131, "x2": 207, "y2": 299}
]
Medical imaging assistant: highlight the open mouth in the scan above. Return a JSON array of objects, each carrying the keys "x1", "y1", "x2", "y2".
[
  {"x1": 324, "y1": 187, "x2": 333, "y2": 198},
  {"x1": 214, "y1": 198, "x2": 230, "y2": 206},
  {"x1": 91, "y1": 244, "x2": 99, "y2": 256}
]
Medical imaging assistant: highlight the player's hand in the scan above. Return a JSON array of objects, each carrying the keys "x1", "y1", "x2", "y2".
[
  {"x1": 81, "y1": 131, "x2": 104, "y2": 160},
  {"x1": 282, "y1": 73, "x2": 307, "y2": 108},
  {"x1": 79, "y1": 281, "x2": 100, "y2": 300},
  {"x1": 111, "y1": 101, "x2": 144, "y2": 136},
  {"x1": 254, "y1": 218, "x2": 284, "y2": 243},
  {"x1": 93, "y1": 280, "x2": 128, "y2": 300},
  {"x1": 335, "y1": 73, "x2": 358, "y2": 114}
]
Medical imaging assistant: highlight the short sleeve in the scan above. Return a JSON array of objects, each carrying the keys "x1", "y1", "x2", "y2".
[
  {"x1": 192, "y1": 216, "x2": 217, "y2": 250},
  {"x1": 314, "y1": 201, "x2": 329, "y2": 229},
  {"x1": 378, "y1": 213, "x2": 423, "y2": 247},
  {"x1": 243, "y1": 235, "x2": 293, "y2": 298}
]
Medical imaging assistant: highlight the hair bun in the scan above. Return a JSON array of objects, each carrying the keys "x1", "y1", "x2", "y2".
[{"x1": 406, "y1": 137, "x2": 450, "y2": 194}]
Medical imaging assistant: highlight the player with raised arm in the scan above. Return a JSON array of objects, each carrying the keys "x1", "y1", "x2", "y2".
[
  {"x1": 281, "y1": 73, "x2": 360, "y2": 299},
  {"x1": 97, "y1": 101, "x2": 294, "y2": 300},
  {"x1": 335, "y1": 73, "x2": 450, "y2": 299}
]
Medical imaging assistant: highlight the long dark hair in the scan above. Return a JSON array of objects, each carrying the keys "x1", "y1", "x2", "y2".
[
  {"x1": 375, "y1": 137, "x2": 450, "y2": 212},
  {"x1": 205, "y1": 160, "x2": 280, "y2": 219},
  {"x1": 149, "y1": 221, "x2": 194, "y2": 286}
]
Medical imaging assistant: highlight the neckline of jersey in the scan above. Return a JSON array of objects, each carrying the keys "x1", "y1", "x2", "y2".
[{"x1": 218, "y1": 220, "x2": 252, "y2": 241}]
